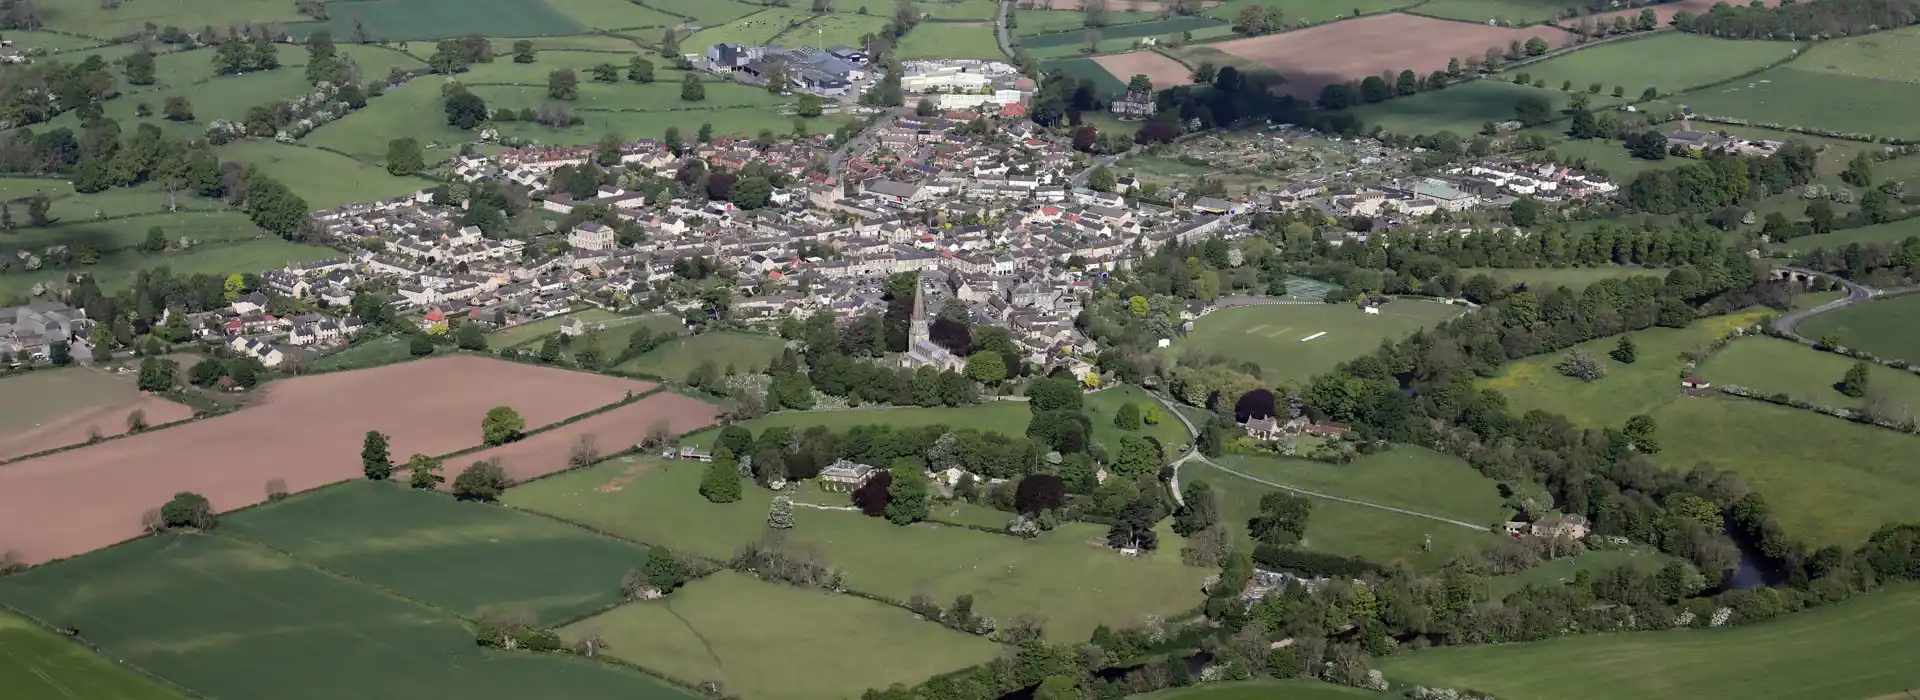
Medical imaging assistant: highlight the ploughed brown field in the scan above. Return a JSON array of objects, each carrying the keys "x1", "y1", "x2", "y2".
[
  {"x1": 454, "y1": 391, "x2": 725, "y2": 485},
  {"x1": 0, "y1": 356, "x2": 664, "y2": 564},
  {"x1": 1093, "y1": 50, "x2": 1193, "y2": 93},
  {"x1": 1212, "y1": 13, "x2": 1560, "y2": 96}
]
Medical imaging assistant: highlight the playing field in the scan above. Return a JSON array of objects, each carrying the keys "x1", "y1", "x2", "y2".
[
  {"x1": 568, "y1": 571, "x2": 1003, "y2": 700},
  {"x1": 681, "y1": 403, "x2": 1033, "y2": 448},
  {"x1": 1458, "y1": 266, "x2": 1668, "y2": 291},
  {"x1": 1166, "y1": 300, "x2": 1466, "y2": 385},
  {"x1": 1378, "y1": 584, "x2": 1920, "y2": 700},
  {"x1": 1797, "y1": 293, "x2": 1920, "y2": 363},
  {"x1": 620, "y1": 331, "x2": 788, "y2": 380},
  {"x1": 897, "y1": 22, "x2": 1006, "y2": 60},
  {"x1": 1699, "y1": 336, "x2": 1920, "y2": 412},
  {"x1": 505, "y1": 457, "x2": 1209, "y2": 641},
  {"x1": 1517, "y1": 32, "x2": 1800, "y2": 97},
  {"x1": 0, "y1": 534, "x2": 700, "y2": 700},
  {"x1": 0, "y1": 612, "x2": 188, "y2": 700}
]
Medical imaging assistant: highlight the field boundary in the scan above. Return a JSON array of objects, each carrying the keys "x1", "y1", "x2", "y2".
[{"x1": 0, "y1": 599, "x2": 211, "y2": 700}]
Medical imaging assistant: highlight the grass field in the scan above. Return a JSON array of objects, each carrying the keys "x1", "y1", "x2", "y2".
[
  {"x1": 39, "y1": 0, "x2": 300, "y2": 38},
  {"x1": 1042, "y1": 56, "x2": 1129, "y2": 95},
  {"x1": 1138, "y1": 681, "x2": 1385, "y2": 700},
  {"x1": 288, "y1": 0, "x2": 585, "y2": 41},
  {"x1": 897, "y1": 21, "x2": 1006, "y2": 60},
  {"x1": 569, "y1": 571, "x2": 1003, "y2": 700},
  {"x1": 1459, "y1": 266, "x2": 1667, "y2": 292},
  {"x1": 917, "y1": 0, "x2": 1002, "y2": 20},
  {"x1": 1699, "y1": 336, "x2": 1920, "y2": 411},
  {"x1": 688, "y1": 8, "x2": 819, "y2": 48},
  {"x1": 310, "y1": 336, "x2": 415, "y2": 371},
  {"x1": 1518, "y1": 33, "x2": 1800, "y2": 98},
  {"x1": 1212, "y1": 447, "x2": 1511, "y2": 526},
  {"x1": 1342, "y1": 79, "x2": 1582, "y2": 136},
  {"x1": 1086, "y1": 385, "x2": 1192, "y2": 457},
  {"x1": 0, "y1": 612, "x2": 188, "y2": 700},
  {"x1": 505, "y1": 456, "x2": 1209, "y2": 641},
  {"x1": 2, "y1": 29, "x2": 110, "y2": 53},
  {"x1": 1165, "y1": 300, "x2": 1466, "y2": 386},
  {"x1": 487, "y1": 309, "x2": 619, "y2": 346},
  {"x1": 1488, "y1": 547, "x2": 1678, "y2": 599},
  {"x1": 544, "y1": 0, "x2": 685, "y2": 29},
  {"x1": 1014, "y1": 9, "x2": 1160, "y2": 36},
  {"x1": 682, "y1": 403, "x2": 1034, "y2": 448},
  {"x1": 0, "y1": 533, "x2": 699, "y2": 700},
  {"x1": 1378, "y1": 584, "x2": 1920, "y2": 700},
  {"x1": 1677, "y1": 64, "x2": 1920, "y2": 141},
  {"x1": 216, "y1": 142, "x2": 432, "y2": 208},
  {"x1": 790, "y1": 12, "x2": 893, "y2": 48},
  {"x1": 0, "y1": 368, "x2": 146, "y2": 439},
  {"x1": 620, "y1": 331, "x2": 787, "y2": 380},
  {"x1": 224, "y1": 481, "x2": 651, "y2": 624},
  {"x1": 636, "y1": 0, "x2": 766, "y2": 25},
  {"x1": 0, "y1": 213, "x2": 341, "y2": 300},
  {"x1": 1019, "y1": 15, "x2": 1225, "y2": 48},
  {"x1": 1797, "y1": 293, "x2": 1920, "y2": 362},
  {"x1": 1413, "y1": 0, "x2": 1585, "y2": 23},
  {"x1": 1203, "y1": 0, "x2": 1407, "y2": 24},
  {"x1": 1778, "y1": 216, "x2": 1920, "y2": 254},
  {"x1": 305, "y1": 79, "x2": 501, "y2": 164}
]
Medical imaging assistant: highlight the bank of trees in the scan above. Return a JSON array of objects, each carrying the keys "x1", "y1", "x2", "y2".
[{"x1": 1678, "y1": 0, "x2": 1920, "y2": 39}]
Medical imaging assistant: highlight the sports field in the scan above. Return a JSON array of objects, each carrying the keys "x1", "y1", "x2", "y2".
[
  {"x1": 224, "y1": 481, "x2": 651, "y2": 623},
  {"x1": 1378, "y1": 584, "x2": 1920, "y2": 700},
  {"x1": 1458, "y1": 266, "x2": 1668, "y2": 291},
  {"x1": 897, "y1": 22, "x2": 1006, "y2": 60},
  {"x1": 0, "y1": 534, "x2": 700, "y2": 700},
  {"x1": 569, "y1": 571, "x2": 1003, "y2": 700},
  {"x1": 1699, "y1": 336, "x2": 1920, "y2": 412},
  {"x1": 1517, "y1": 32, "x2": 1800, "y2": 98},
  {"x1": 620, "y1": 331, "x2": 788, "y2": 380},
  {"x1": 681, "y1": 403, "x2": 1033, "y2": 447},
  {"x1": 0, "y1": 612, "x2": 188, "y2": 700},
  {"x1": 1797, "y1": 293, "x2": 1920, "y2": 362},
  {"x1": 1165, "y1": 300, "x2": 1466, "y2": 385},
  {"x1": 505, "y1": 457, "x2": 1209, "y2": 641}
]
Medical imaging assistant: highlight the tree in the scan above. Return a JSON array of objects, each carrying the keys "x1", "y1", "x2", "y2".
[
  {"x1": 1523, "y1": 36, "x2": 1548, "y2": 55},
  {"x1": 1086, "y1": 165, "x2": 1117, "y2": 193},
  {"x1": 1508, "y1": 195, "x2": 1542, "y2": 227},
  {"x1": 1513, "y1": 94, "x2": 1553, "y2": 126},
  {"x1": 160, "y1": 492, "x2": 214, "y2": 529},
  {"x1": 163, "y1": 95, "x2": 195, "y2": 121},
  {"x1": 1015, "y1": 473, "x2": 1066, "y2": 515},
  {"x1": 1360, "y1": 75, "x2": 1390, "y2": 104},
  {"x1": 125, "y1": 50, "x2": 156, "y2": 85},
  {"x1": 136, "y1": 356, "x2": 176, "y2": 392},
  {"x1": 767, "y1": 494, "x2": 795, "y2": 529},
  {"x1": 628, "y1": 56, "x2": 654, "y2": 82},
  {"x1": 444, "y1": 89, "x2": 489, "y2": 129},
  {"x1": 853, "y1": 469, "x2": 892, "y2": 516},
  {"x1": 406, "y1": 453, "x2": 445, "y2": 489},
  {"x1": 1172, "y1": 480, "x2": 1217, "y2": 536},
  {"x1": 1395, "y1": 69, "x2": 1418, "y2": 97},
  {"x1": 1623, "y1": 413, "x2": 1660, "y2": 453},
  {"x1": 964, "y1": 350, "x2": 1007, "y2": 384},
  {"x1": 590, "y1": 62, "x2": 619, "y2": 83},
  {"x1": 189, "y1": 357, "x2": 225, "y2": 386},
  {"x1": 1845, "y1": 152, "x2": 1874, "y2": 188},
  {"x1": 701, "y1": 448, "x2": 743, "y2": 502},
  {"x1": 697, "y1": 122, "x2": 714, "y2": 143},
  {"x1": 1611, "y1": 335, "x2": 1637, "y2": 364},
  {"x1": 362, "y1": 430, "x2": 394, "y2": 480},
  {"x1": 455, "y1": 322, "x2": 487, "y2": 351},
  {"x1": 548, "y1": 68, "x2": 579, "y2": 100},
  {"x1": 885, "y1": 466, "x2": 931, "y2": 525},
  {"x1": 644, "y1": 545, "x2": 690, "y2": 592},
  {"x1": 916, "y1": 97, "x2": 937, "y2": 117},
  {"x1": 452, "y1": 459, "x2": 510, "y2": 501},
  {"x1": 409, "y1": 333, "x2": 434, "y2": 357},
  {"x1": 796, "y1": 92, "x2": 824, "y2": 117},
  {"x1": 1114, "y1": 401, "x2": 1142, "y2": 430},
  {"x1": 1126, "y1": 74, "x2": 1153, "y2": 96},
  {"x1": 386, "y1": 137, "x2": 424, "y2": 175},
  {"x1": 681, "y1": 72, "x2": 706, "y2": 101},
  {"x1": 512, "y1": 39, "x2": 536, "y2": 63},
  {"x1": 1839, "y1": 361, "x2": 1870, "y2": 398},
  {"x1": 1556, "y1": 350, "x2": 1605, "y2": 382},
  {"x1": 482, "y1": 406, "x2": 525, "y2": 445},
  {"x1": 48, "y1": 340, "x2": 71, "y2": 366}
]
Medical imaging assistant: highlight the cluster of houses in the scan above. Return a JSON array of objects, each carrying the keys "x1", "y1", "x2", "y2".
[
  {"x1": 705, "y1": 43, "x2": 872, "y2": 97},
  {"x1": 0, "y1": 301, "x2": 79, "y2": 360}
]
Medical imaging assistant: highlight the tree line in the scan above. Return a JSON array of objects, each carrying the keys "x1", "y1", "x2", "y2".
[{"x1": 1677, "y1": 0, "x2": 1920, "y2": 39}]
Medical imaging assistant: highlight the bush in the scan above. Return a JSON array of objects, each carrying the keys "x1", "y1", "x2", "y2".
[
  {"x1": 452, "y1": 459, "x2": 511, "y2": 501},
  {"x1": 159, "y1": 491, "x2": 215, "y2": 529},
  {"x1": 1556, "y1": 349, "x2": 1606, "y2": 382}
]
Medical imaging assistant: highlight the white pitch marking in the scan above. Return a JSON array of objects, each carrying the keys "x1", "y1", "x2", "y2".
[{"x1": 1300, "y1": 331, "x2": 1327, "y2": 342}]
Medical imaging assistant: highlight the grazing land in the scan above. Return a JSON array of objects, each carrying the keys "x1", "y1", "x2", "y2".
[
  {"x1": 1578, "y1": 0, "x2": 1779, "y2": 27},
  {"x1": 1164, "y1": 300, "x2": 1466, "y2": 386},
  {"x1": 0, "y1": 356, "x2": 650, "y2": 564},
  {"x1": 1678, "y1": 60, "x2": 1920, "y2": 141},
  {"x1": 682, "y1": 403, "x2": 1033, "y2": 448},
  {"x1": 223, "y1": 481, "x2": 650, "y2": 623},
  {"x1": 1516, "y1": 33, "x2": 1801, "y2": 98},
  {"x1": 897, "y1": 22, "x2": 1008, "y2": 60},
  {"x1": 455, "y1": 391, "x2": 725, "y2": 484},
  {"x1": 620, "y1": 331, "x2": 787, "y2": 380},
  {"x1": 1029, "y1": 0, "x2": 1221, "y2": 11},
  {"x1": 635, "y1": 0, "x2": 766, "y2": 26},
  {"x1": 0, "y1": 368, "x2": 194, "y2": 462},
  {"x1": 1340, "y1": 79, "x2": 1573, "y2": 135},
  {"x1": 1699, "y1": 336, "x2": 1920, "y2": 411},
  {"x1": 1092, "y1": 51, "x2": 1192, "y2": 92},
  {"x1": 1488, "y1": 547, "x2": 1678, "y2": 599},
  {"x1": 214, "y1": 142, "x2": 433, "y2": 208},
  {"x1": 506, "y1": 457, "x2": 1209, "y2": 641},
  {"x1": 1042, "y1": 57, "x2": 1129, "y2": 96},
  {"x1": 569, "y1": 571, "x2": 1003, "y2": 700},
  {"x1": 1019, "y1": 16, "x2": 1227, "y2": 56},
  {"x1": 688, "y1": 8, "x2": 820, "y2": 48},
  {"x1": 287, "y1": 0, "x2": 585, "y2": 41},
  {"x1": 544, "y1": 0, "x2": 686, "y2": 29},
  {"x1": 1211, "y1": 448, "x2": 1511, "y2": 526},
  {"x1": 0, "y1": 213, "x2": 342, "y2": 301},
  {"x1": 1458, "y1": 266, "x2": 1667, "y2": 291},
  {"x1": 1208, "y1": 14, "x2": 1560, "y2": 97},
  {"x1": 1777, "y1": 215, "x2": 1920, "y2": 254},
  {"x1": 1015, "y1": 9, "x2": 1160, "y2": 35},
  {"x1": 1378, "y1": 584, "x2": 1920, "y2": 700},
  {"x1": 1797, "y1": 293, "x2": 1920, "y2": 362},
  {"x1": 37, "y1": 0, "x2": 300, "y2": 39},
  {"x1": 0, "y1": 534, "x2": 699, "y2": 700},
  {"x1": 0, "y1": 611, "x2": 188, "y2": 700},
  {"x1": 916, "y1": 0, "x2": 1002, "y2": 19},
  {"x1": 790, "y1": 12, "x2": 893, "y2": 47}
]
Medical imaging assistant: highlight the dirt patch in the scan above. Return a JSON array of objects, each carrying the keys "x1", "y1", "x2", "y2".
[
  {"x1": 596, "y1": 460, "x2": 658, "y2": 493},
  {"x1": 1025, "y1": 0, "x2": 1221, "y2": 12},
  {"x1": 1211, "y1": 13, "x2": 1561, "y2": 97},
  {"x1": 1093, "y1": 50, "x2": 1191, "y2": 91},
  {"x1": 460, "y1": 392, "x2": 724, "y2": 486},
  {"x1": 0, "y1": 395, "x2": 194, "y2": 462},
  {"x1": 0, "y1": 356, "x2": 658, "y2": 565}
]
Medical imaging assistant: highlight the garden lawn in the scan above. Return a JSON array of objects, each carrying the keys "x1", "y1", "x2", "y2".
[
  {"x1": 1698, "y1": 336, "x2": 1920, "y2": 411},
  {"x1": 1165, "y1": 300, "x2": 1465, "y2": 386},
  {"x1": 897, "y1": 22, "x2": 1005, "y2": 60},
  {"x1": 1341, "y1": 79, "x2": 1575, "y2": 136},
  {"x1": 567, "y1": 571, "x2": 1003, "y2": 700},
  {"x1": 0, "y1": 612, "x2": 188, "y2": 700},
  {"x1": 216, "y1": 142, "x2": 433, "y2": 208},
  {"x1": 1185, "y1": 461, "x2": 1500, "y2": 570},
  {"x1": 1516, "y1": 33, "x2": 1798, "y2": 96},
  {"x1": 618, "y1": 331, "x2": 788, "y2": 380},
  {"x1": 487, "y1": 309, "x2": 621, "y2": 347},
  {"x1": 224, "y1": 481, "x2": 653, "y2": 624},
  {"x1": 1138, "y1": 680, "x2": 1386, "y2": 700},
  {"x1": 1377, "y1": 584, "x2": 1920, "y2": 700},
  {"x1": 1477, "y1": 308, "x2": 1773, "y2": 429},
  {"x1": 0, "y1": 533, "x2": 699, "y2": 700},
  {"x1": 505, "y1": 457, "x2": 1210, "y2": 641},
  {"x1": 1210, "y1": 448, "x2": 1511, "y2": 525},
  {"x1": 1458, "y1": 266, "x2": 1667, "y2": 291},
  {"x1": 1086, "y1": 385, "x2": 1192, "y2": 457},
  {"x1": 680, "y1": 403, "x2": 1033, "y2": 448},
  {"x1": 1797, "y1": 292, "x2": 1920, "y2": 363},
  {"x1": 287, "y1": 0, "x2": 584, "y2": 41}
]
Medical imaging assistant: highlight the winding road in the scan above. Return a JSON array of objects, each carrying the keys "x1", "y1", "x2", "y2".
[
  {"x1": 1772, "y1": 266, "x2": 1877, "y2": 335},
  {"x1": 995, "y1": 0, "x2": 1015, "y2": 60}
]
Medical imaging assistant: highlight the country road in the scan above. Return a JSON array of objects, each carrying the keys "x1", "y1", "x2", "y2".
[
  {"x1": 1771, "y1": 265, "x2": 1920, "y2": 336},
  {"x1": 995, "y1": 0, "x2": 1015, "y2": 60}
]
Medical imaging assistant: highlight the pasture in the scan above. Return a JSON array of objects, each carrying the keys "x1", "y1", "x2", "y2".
[
  {"x1": 687, "y1": 8, "x2": 819, "y2": 48},
  {"x1": 505, "y1": 457, "x2": 1210, "y2": 641},
  {"x1": 0, "y1": 612, "x2": 188, "y2": 700},
  {"x1": 309, "y1": 335, "x2": 415, "y2": 371},
  {"x1": 1208, "y1": 14, "x2": 1561, "y2": 98},
  {"x1": 544, "y1": 0, "x2": 686, "y2": 29},
  {"x1": 454, "y1": 391, "x2": 725, "y2": 484},
  {"x1": 216, "y1": 142, "x2": 433, "y2": 208},
  {"x1": 1015, "y1": 9, "x2": 1160, "y2": 35},
  {"x1": 304, "y1": 79, "x2": 500, "y2": 164},
  {"x1": 896, "y1": 22, "x2": 1006, "y2": 60},
  {"x1": 1085, "y1": 384, "x2": 1192, "y2": 458},
  {"x1": 0, "y1": 213, "x2": 343, "y2": 301},
  {"x1": 1488, "y1": 547, "x2": 1678, "y2": 599},
  {"x1": 0, "y1": 368, "x2": 193, "y2": 462},
  {"x1": 1796, "y1": 293, "x2": 1920, "y2": 363},
  {"x1": 287, "y1": 0, "x2": 585, "y2": 41},
  {"x1": 1209, "y1": 448, "x2": 1511, "y2": 526},
  {"x1": 1341, "y1": 79, "x2": 1572, "y2": 135},
  {"x1": 794, "y1": 12, "x2": 893, "y2": 47},
  {"x1": 488, "y1": 309, "x2": 623, "y2": 347},
  {"x1": 1165, "y1": 300, "x2": 1466, "y2": 385},
  {"x1": 917, "y1": 0, "x2": 1002, "y2": 20},
  {"x1": 1019, "y1": 15, "x2": 1225, "y2": 51},
  {"x1": 0, "y1": 534, "x2": 699, "y2": 700},
  {"x1": 681, "y1": 402, "x2": 1033, "y2": 448},
  {"x1": 1779, "y1": 216, "x2": 1920, "y2": 254},
  {"x1": 1677, "y1": 65, "x2": 1920, "y2": 142},
  {"x1": 224, "y1": 481, "x2": 650, "y2": 623},
  {"x1": 1042, "y1": 57, "x2": 1129, "y2": 96},
  {"x1": 569, "y1": 571, "x2": 1003, "y2": 700},
  {"x1": 1699, "y1": 336, "x2": 1920, "y2": 412},
  {"x1": 1458, "y1": 266, "x2": 1667, "y2": 291},
  {"x1": 0, "y1": 355, "x2": 651, "y2": 564},
  {"x1": 1378, "y1": 584, "x2": 1920, "y2": 700},
  {"x1": 37, "y1": 0, "x2": 299, "y2": 38},
  {"x1": 1516, "y1": 32, "x2": 1800, "y2": 97},
  {"x1": 636, "y1": 0, "x2": 766, "y2": 25},
  {"x1": 619, "y1": 330, "x2": 787, "y2": 380}
]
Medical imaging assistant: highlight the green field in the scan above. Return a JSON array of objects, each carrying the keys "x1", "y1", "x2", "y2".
[
  {"x1": 1043, "y1": 56, "x2": 1128, "y2": 95},
  {"x1": 1678, "y1": 64, "x2": 1920, "y2": 141},
  {"x1": 0, "y1": 612, "x2": 188, "y2": 700},
  {"x1": 1165, "y1": 300, "x2": 1466, "y2": 386},
  {"x1": 1139, "y1": 681, "x2": 1385, "y2": 700},
  {"x1": 1202, "y1": 0, "x2": 1407, "y2": 24},
  {"x1": 620, "y1": 330, "x2": 786, "y2": 380},
  {"x1": 1518, "y1": 33, "x2": 1800, "y2": 98},
  {"x1": 2, "y1": 29, "x2": 110, "y2": 53},
  {"x1": 688, "y1": 8, "x2": 820, "y2": 47},
  {"x1": 0, "y1": 213, "x2": 342, "y2": 300},
  {"x1": 568, "y1": 571, "x2": 1003, "y2": 700},
  {"x1": 1700, "y1": 336, "x2": 1920, "y2": 411},
  {"x1": 217, "y1": 142, "x2": 433, "y2": 208},
  {"x1": 1488, "y1": 547, "x2": 1679, "y2": 599},
  {"x1": 225, "y1": 482, "x2": 653, "y2": 624},
  {"x1": 1014, "y1": 9, "x2": 1160, "y2": 36},
  {"x1": 1797, "y1": 293, "x2": 1920, "y2": 362},
  {"x1": 635, "y1": 0, "x2": 766, "y2": 25},
  {"x1": 310, "y1": 336, "x2": 415, "y2": 371},
  {"x1": 1341, "y1": 79, "x2": 1584, "y2": 136},
  {"x1": 0, "y1": 534, "x2": 699, "y2": 700},
  {"x1": 1211, "y1": 448, "x2": 1511, "y2": 526},
  {"x1": 1778, "y1": 216, "x2": 1920, "y2": 254},
  {"x1": 505, "y1": 456, "x2": 1209, "y2": 641},
  {"x1": 791, "y1": 12, "x2": 894, "y2": 47},
  {"x1": 1459, "y1": 266, "x2": 1668, "y2": 291},
  {"x1": 897, "y1": 21, "x2": 1006, "y2": 60},
  {"x1": 1378, "y1": 584, "x2": 1920, "y2": 700},
  {"x1": 487, "y1": 309, "x2": 620, "y2": 347},
  {"x1": 0, "y1": 368, "x2": 145, "y2": 443},
  {"x1": 1019, "y1": 15, "x2": 1224, "y2": 48},
  {"x1": 289, "y1": 0, "x2": 586, "y2": 41},
  {"x1": 544, "y1": 0, "x2": 685, "y2": 29},
  {"x1": 38, "y1": 0, "x2": 300, "y2": 38},
  {"x1": 916, "y1": 0, "x2": 1002, "y2": 20},
  {"x1": 1086, "y1": 385, "x2": 1192, "y2": 457},
  {"x1": 1412, "y1": 0, "x2": 1586, "y2": 24},
  {"x1": 682, "y1": 402, "x2": 1034, "y2": 448}
]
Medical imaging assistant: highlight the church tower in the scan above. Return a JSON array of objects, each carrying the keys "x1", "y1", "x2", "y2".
[{"x1": 909, "y1": 270, "x2": 929, "y2": 346}]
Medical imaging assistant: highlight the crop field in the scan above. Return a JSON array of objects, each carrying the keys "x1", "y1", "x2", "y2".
[
  {"x1": 1797, "y1": 293, "x2": 1920, "y2": 362},
  {"x1": 1203, "y1": 0, "x2": 1408, "y2": 24},
  {"x1": 0, "y1": 612, "x2": 188, "y2": 700},
  {"x1": 38, "y1": 0, "x2": 300, "y2": 38},
  {"x1": 1209, "y1": 14, "x2": 1561, "y2": 98},
  {"x1": 216, "y1": 142, "x2": 432, "y2": 208},
  {"x1": 223, "y1": 481, "x2": 651, "y2": 623},
  {"x1": 620, "y1": 331, "x2": 787, "y2": 380},
  {"x1": 1378, "y1": 584, "x2": 1920, "y2": 700},
  {"x1": 544, "y1": 0, "x2": 685, "y2": 29},
  {"x1": 506, "y1": 457, "x2": 1210, "y2": 641},
  {"x1": 1042, "y1": 57, "x2": 1129, "y2": 96},
  {"x1": 1699, "y1": 336, "x2": 1920, "y2": 412},
  {"x1": 1092, "y1": 51, "x2": 1191, "y2": 93},
  {"x1": 569, "y1": 571, "x2": 1003, "y2": 700},
  {"x1": 1139, "y1": 681, "x2": 1384, "y2": 700},
  {"x1": 1210, "y1": 448, "x2": 1511, "y2": 526},
  {"x1": 1020, "y1": 15, "x2": 1225, "y2": 48},
  {"x1": 288, "y1": 0, "x2": 585, "y2": 41},
  {"x1": 0, "y1": 534, "x2": 699, "y2": 700},
  {"x1": 1516, "y1": 33, "x2": 1800, "y2": 98},
  {"x1": 455, "y1": 391, "x2": 724, "y2": 484},
  {"x1": 0, "y1": 369, "x2": 194, "y2": 462},
  {"x1": 1341, "y1": 79, "x2": 1573, "y2": 135},
  {"x1": 682, "y1": 402, "x2": 1033, "y2": 448},
  {"x1": 1678, "y1": 65, "x2": 1920, "y2": 142},
  {"x1": 1085, "y1": 384, "x2": 1192, "y2": 458},
  {"x1": 897, "y1": 22, "x2": 1005, "y2": 60},
  {"x1": 0, "y1": 355, "x2": 650, "y2": 564},
  {"x1": 1185, "y1": 460, "x2": 1500, "y2": 569},
  {"x1": 1164, "y1": 300, "x2": 1466, "y2": 386}
]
